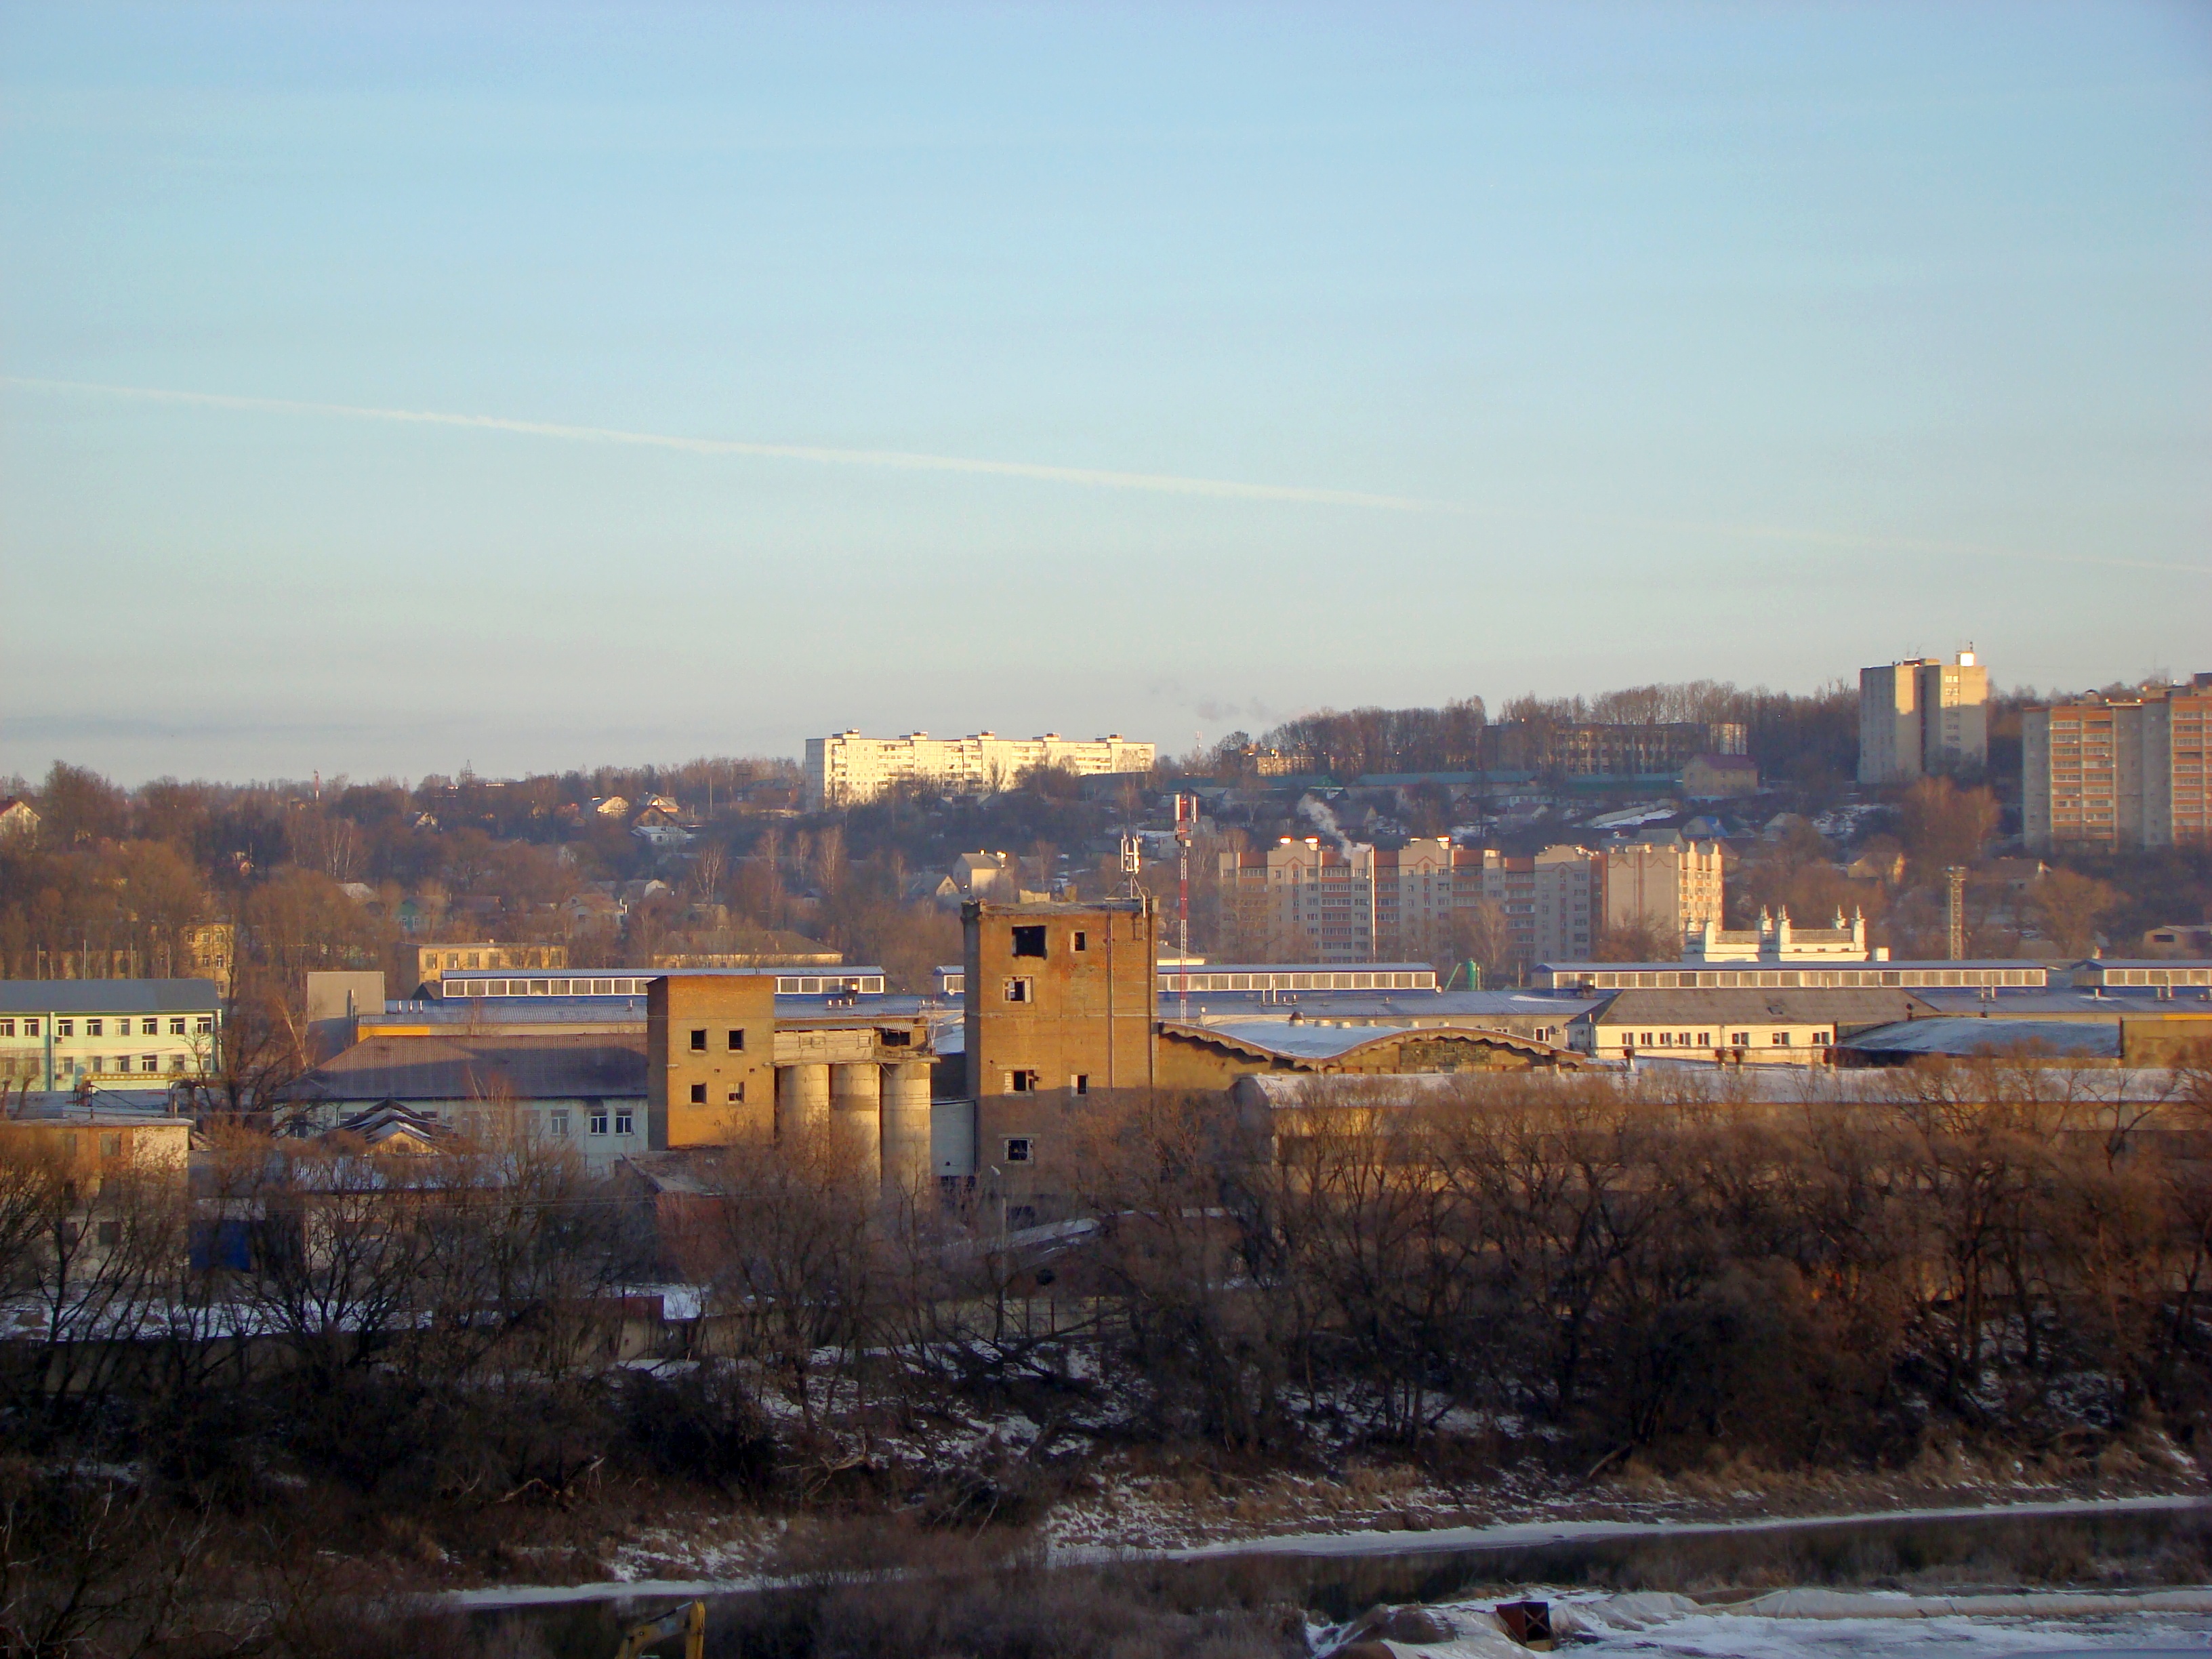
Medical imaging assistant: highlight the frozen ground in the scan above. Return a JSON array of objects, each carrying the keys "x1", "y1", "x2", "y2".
[
  {"x1": 1317, "y1": 1591, "x2": 2212, "y2": 1657},
  {"x1": 1570, "y1": 1614, "x2": 2212, "y2": 1654}
]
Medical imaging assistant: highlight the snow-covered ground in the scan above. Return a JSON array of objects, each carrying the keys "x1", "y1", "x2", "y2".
[
  {"x1": 1566, "y1": 1611, "x2": 2212, "y2": 1654},
  {"x1": 1149, "y1": 1494, "x2": 2212, "y2": 1563},
  {"x1": 1313, "y1": 1590, "x2": 2212, "y2": 1657}
]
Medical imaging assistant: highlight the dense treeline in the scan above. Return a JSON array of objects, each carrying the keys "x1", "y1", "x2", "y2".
[
  {"x1": 1210, "y1": 680, "x2": 1862, "y2": 787},
  {"x1": 6, "y1": 1058, "x2": 2212, "y2": 1651}
]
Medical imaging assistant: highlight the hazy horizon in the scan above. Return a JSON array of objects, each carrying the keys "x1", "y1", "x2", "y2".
[{"x1": 5, "y1": 3, "x2": 2208, "y2": 787}]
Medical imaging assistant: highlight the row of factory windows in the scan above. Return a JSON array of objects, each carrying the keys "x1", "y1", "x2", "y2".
[
  {"x1": 440, "y1": 974, "x2": 885, "y2": 998},
  {"x1": 1608, "y1": 1030, "x2": 1833, "y2": 1048}
]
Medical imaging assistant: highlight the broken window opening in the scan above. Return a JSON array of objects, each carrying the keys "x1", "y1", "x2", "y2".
[{"x1": 1010, "y1": 925, "x2": 1047, "y2": 958}]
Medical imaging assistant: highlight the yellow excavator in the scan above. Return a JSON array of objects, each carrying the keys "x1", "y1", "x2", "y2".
[{"x1": 612, "y1": 1601, "x2": 705, "y2": 1659}]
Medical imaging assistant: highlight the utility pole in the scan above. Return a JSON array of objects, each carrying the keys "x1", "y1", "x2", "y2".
[
  {"x1": 1946, "y1": 865, "x2": 1967, "y2": 962},
  {"x1": 1174, "y1": 794, "x2": 1197, "y2": 1025}
]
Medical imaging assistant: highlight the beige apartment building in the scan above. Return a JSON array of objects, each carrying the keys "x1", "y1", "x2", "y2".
[
  {"x1": 1219, "y1": 838, "x2": 1718, "y2": 966},
  {"x1": 1859, "y1": 651, "x2": 1989, "y2": 784},
  {"x1": 1602, "y1": 840, "x2": 1725, "y2": 945},
  {"x1": 804, "y1": 731, "x2": 1155, "y2": 809},
  {"x1": 390, "y1": 941, "x2": 568, "y2": 999},
  {"x1": 2023, "y1": 677, "x2": 2212, "y2": 851}
]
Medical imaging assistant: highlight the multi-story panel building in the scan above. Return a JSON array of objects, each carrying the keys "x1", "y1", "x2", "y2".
[
  {"x1": 1858, "y1": 651, "x2": 1988, "y2": 784},
  {"x1": 0, "y1": 981, "x2": 224, "y2": 1092},
  {"x1": 1602, "y1": 841, "x2": 1725, "y2": 947},
  {"x1": 805, "y1": 731, "x2": 1155, "y2": 809},
  {"x1": 2024, "y1": 676, "x2": 2212, "y2": 851},
  {"x1": 1485, "y1": 722, "x2": 1741, "y2": 778},
  {"x1": 1216, "y1": 839, "x2": 1610, "y2": 966}
]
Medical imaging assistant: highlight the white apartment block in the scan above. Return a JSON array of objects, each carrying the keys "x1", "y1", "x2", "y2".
[
  {"x1": 1859, "y1": 651, "x2": 1989, "y2": 785},
  {"x1": 0, "y1": 980, "x2": 224, "y2": 1092},
  {"x1": 804, "y1": 731, "x2": 1155, "y2": 809}
]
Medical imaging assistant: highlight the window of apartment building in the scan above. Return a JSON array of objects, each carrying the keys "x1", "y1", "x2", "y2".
[
  {"x1": 1771, "y1": 1031, "x2": 1790, "y2": 1045},
  {"x1": 545, "y1": 1110, "x2": 567, "y2": 1137},
  {"x1": 590, "y1": 1107, "x2": 609, "y2": 1135},
  {"x1": 1004, "y1": 1137, "x2": 1033, "y2": 1163},
  {"x1": 1070, "y1": 1074, "x2": 1090, "y2": 1095},
  {"x1": 194, "y1": 1017, "x2": 213, "y2": 1035},
  {"x1": 1009, "y1": 1069, "x2": 1039, "y2": 1092},
  {"x1": 141, "y1": 1019, "x2": 157, "y2": 1036},
  {"x1": 1010, "y1": 925, "x2": 1048, "y2": 958},
  {"x1": 169, "y1": 1055, "x2": 185, "y2": 1072},
  {"x1": 168, "y1": 1018, "x2": 186, "y2": 1036},
  {"x1": 689, "y1": 1084, "x2": 708, "y2": 1103},
  {"x1": 726, "y1": 1084, "x2": 746, "y2": 1103},
  {"x1": 140, "y1": 1055, "x2": 157, "y2": 1071},
  {"x1": 56, "y1": 1020, "x2": 73, "y2": 1038},
  {"x1": 726, "y1": 1029, "x2": 746, "y2": 1051},
  {"x1": 20, "y1": 1021, "x2": 35, "y2": 1037},
  {"x1": 615, "y1": 1110, "x2": 633, "y2": 1134},
  {"x1": 1004, "y1": 977, "x2": 1034, "y2": 1004},
  {"x1": 689, "y1": 1028, "x2": 708, "y2": 1051},
  {"x1": 1813, "y1": 1031, "x2": 1831, "y2": 1046},
  {"x1": 1698, "y1": 1032, "x2": 1711, "y2": 1046},
  {"x1": 85, "y1": 1019, "x2": 102, "y2": 1038}
]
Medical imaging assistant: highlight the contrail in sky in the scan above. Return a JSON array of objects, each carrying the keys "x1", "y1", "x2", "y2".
[
  {"x1": 4, "y1": 374, "x2": 2203, "y2": 577},
  {"x1": 1, "y1": 375, "x2": 1441, "y2": 512}
]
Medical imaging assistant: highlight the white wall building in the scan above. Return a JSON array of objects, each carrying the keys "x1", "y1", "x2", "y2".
[
  {"x1": 804, "y1": 731, "x2": 1155, "y2": 809},
  {"x1": 0, "y1": 981, "x2": 224, "y2": 1093}
]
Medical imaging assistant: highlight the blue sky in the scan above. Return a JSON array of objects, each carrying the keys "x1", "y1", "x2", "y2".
[{"x1": 3, "y1": 2, "x2": 2207, "y2": 785}]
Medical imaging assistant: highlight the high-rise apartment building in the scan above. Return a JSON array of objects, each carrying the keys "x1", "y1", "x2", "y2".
[
  {"x1": 1858, "y1": 651, "x2": 1989, "y2": 784},
  {"x1": 1602, "y1": 841, "x2": 1725, "y2": 945},
  {"x1": 1216, "y1": 838, "x2": 1720, "y2": 966},
  {"x1": 805, "y1": 731, "x2": 1154, "y2": 809},
  {"x1": 2023, "y1": 678, "x2": 2212, "y2": 851}
]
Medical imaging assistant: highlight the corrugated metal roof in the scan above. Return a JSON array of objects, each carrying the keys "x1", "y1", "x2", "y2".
[
  {"x1": 1915, "y1": 989, "x2": 2138, "y2": 1019},
  {"x1": 0, "y1": 979, "x2": 223, "y2": 1015},
  {"x1": 1185, "y1": 1020, "x2": 1395, "y2": 1060},
  {"x1": 1841, "y1": 1018, "x2": 2121, "y2": 1059},
  {"x1": 292, "y1": 1034, "x2": 646, "y2": 1103},
  {"x1": 1168, "y1": 1019, "x2": 1568, "y2": 1064}
]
